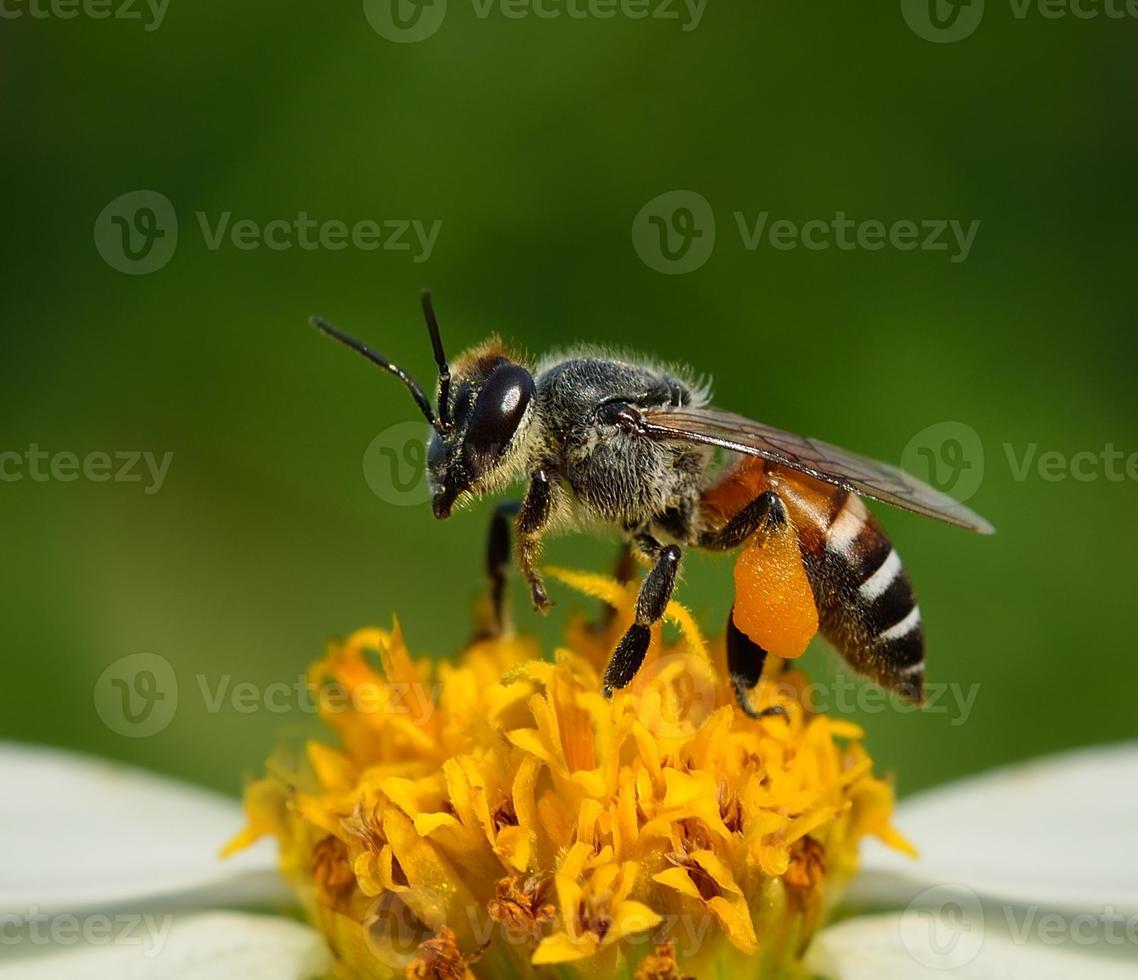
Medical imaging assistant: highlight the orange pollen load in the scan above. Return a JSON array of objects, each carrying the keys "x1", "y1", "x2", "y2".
[{"x1": 731, "y1": 528, "x2": 819, "y2": 659}]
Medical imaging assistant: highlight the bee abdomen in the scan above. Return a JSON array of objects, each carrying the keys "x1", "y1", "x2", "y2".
[{"x1": 804, "y1": 492, "x2": 925, "y2": 702}]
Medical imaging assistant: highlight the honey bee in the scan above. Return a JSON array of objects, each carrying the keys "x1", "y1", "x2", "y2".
[{"x1": 311, "y1": 293, "x2": 994, "y2": 717}]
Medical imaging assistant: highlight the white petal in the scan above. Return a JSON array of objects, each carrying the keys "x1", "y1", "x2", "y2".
[
  {"x1": 0, "y1": 911, "x2": 331, "y2": 980},
  {"x1": 852, "y1": 742, "x2": 1138, "y2": 913},
  {"x1": 808, "y1": 911, "x2": 1138, "y2": 980},
  {"x1": 0, "y1": 742, "x2": 286, "y2": 914}
]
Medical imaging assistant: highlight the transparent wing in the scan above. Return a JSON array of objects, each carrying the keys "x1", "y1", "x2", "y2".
[{"x1": 639, "y1": 405, "x2": 995, "y2": 534}]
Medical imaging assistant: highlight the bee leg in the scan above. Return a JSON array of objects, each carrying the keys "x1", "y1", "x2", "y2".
[
  {"x1": 602, "y1": 542, "x2": 682, "y2": 697},
  {"x1": 727, "y1": 609, "x2": 788, "y2": 720},
  {"x1": 478, "y1": 499, "x2": 521, "y2": 637},
  {"x1": 698, "y1": 490, "x2": 786, "y2": 550},
  {"x1": 517, "y1": 469, "x2": 553, "y2": 614}
]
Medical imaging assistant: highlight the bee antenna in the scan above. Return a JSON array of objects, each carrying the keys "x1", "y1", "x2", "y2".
[
  {"x1": 420, "y1": 290, "x2": 452, "y2": 429},
  {"x1": 308, "y1": 314, "x2": 439, "y2": 430}
]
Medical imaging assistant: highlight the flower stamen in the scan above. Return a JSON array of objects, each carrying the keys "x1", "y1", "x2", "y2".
[{"x1": 227, "y1": 568, "x2": 913, "y2": 979}]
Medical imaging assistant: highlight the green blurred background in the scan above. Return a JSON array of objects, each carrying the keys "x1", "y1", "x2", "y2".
[{"x1": 2, "y1": 2, "x2": 1135, "y2": 800}]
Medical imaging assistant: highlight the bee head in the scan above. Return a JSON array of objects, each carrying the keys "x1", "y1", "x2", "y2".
[
  {"x1": 426, "y1": 349, "x2": 536, "y2": 519},
  {"x1": 310, "y1": 293, "x2": 535, "y2": 521}
]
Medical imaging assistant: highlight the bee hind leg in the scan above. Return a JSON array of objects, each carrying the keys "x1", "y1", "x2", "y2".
[
  {"x1": 602, "y1": 541, "x2": 681, "y2": 697},
  {"x1": 698, "y1": 489, "x2": 785, "y2": 550},
  {"x1": 727, "y1": 609, "x2": 787, "y2": 720}
]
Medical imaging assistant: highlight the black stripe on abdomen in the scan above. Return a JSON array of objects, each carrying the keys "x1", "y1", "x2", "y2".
[{"x1": 806, "y1": 498, "x2": 925, "y2": 702}]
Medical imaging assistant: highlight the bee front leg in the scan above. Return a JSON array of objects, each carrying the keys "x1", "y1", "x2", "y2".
[
  {"x1": 602, "y1": 541, "x2": 681, "y2": 697},
  {"x1": 517, "y1": 468, "x2": 553, "y2": 614}
]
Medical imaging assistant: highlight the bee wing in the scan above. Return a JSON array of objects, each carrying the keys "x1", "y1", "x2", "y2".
[{"x1": 639, "y1": 405, "x2": 995, "y2": 534}]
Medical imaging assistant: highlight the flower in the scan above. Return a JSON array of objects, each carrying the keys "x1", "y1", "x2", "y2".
[
  {"x1": 221, "y1": 566, "x2": 911, "y2": 978},
  {"x1": 2, "y1": 575, "x2": 1136, "y2": 979}
]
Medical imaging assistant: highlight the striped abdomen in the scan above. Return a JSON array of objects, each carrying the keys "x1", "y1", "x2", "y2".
[
  {"x1": 704, "y1": 457, "x2": 925, "y2": 701},
  {"x1": 777, "y1": 471, "x2": 925, "y2": 702}
]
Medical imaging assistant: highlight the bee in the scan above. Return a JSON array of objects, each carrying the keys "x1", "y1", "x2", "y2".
[{"x1": 311, "y1": 293, "x2": 994, "y2": 717}]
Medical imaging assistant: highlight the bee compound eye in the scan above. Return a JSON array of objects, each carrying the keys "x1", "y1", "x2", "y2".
[
  {"x1": 427, "y1": 431, "x2": 447, "y2": 470},
  {"x1": 463, "y1": 364, "x2": 535, "y2": 474}
]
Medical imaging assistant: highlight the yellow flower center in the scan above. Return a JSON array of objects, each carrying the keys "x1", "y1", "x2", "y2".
[{"x1": 226, "y1": 567, "x2": 913, "y2": 979}]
